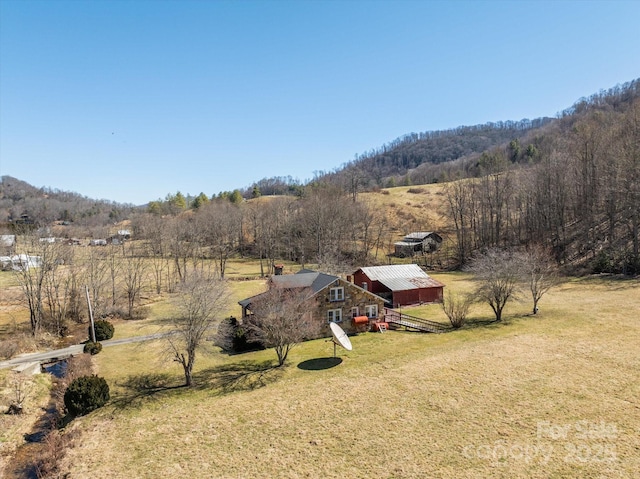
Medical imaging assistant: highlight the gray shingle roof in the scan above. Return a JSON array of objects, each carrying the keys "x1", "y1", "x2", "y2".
[
  {"x1": 271, "y1": 271, "x2": 339, "y2": 293},
  {"x1": 239, "y1": 271, "x2": 341, "y2": 308}
]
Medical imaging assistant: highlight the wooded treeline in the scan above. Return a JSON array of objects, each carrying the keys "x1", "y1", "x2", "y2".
[
  {"x1": 445, "y1": 87, "x2": 640, "y2": 273},
  {"x1": 133, "y1": 182, "x2": 388, "y2": 281}
]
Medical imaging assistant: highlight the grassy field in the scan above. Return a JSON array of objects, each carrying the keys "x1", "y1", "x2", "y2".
[
  {"x1": 56, "y1": 273, "x2": 639, "y2": 478},
  {"x1": 0, "y1": 271, "x2": 28, "y2": 330}
]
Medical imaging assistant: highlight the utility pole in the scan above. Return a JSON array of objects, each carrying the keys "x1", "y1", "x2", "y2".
[{"x1": 85, "y1": 285, "x2": 96, "y2": 343}]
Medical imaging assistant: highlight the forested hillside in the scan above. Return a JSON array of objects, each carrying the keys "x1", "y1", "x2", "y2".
[
  {"x1": 4, "y1": 78, "x2": 640, "y2": 275},
  {"x1": 441, "y1": 79, "x2": 640, "y2": 273},
  {"x1": 326, "y1": 118, "x2": 554, "y2": 187},
  {"x1": 314, "y1": 78, "x2": 640, "y2": 189},
  {"x1": 0, "y1": 176, "x2": 137, "y2": 232}
]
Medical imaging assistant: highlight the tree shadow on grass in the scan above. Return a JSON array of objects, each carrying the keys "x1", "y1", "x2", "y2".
[
  {"x1": 192, "y1": 360, "x2": 281, "y2": 395},
  {"x1": 110, "y1": 372, "x2": 183, "y2": 410},
  {"x1": 110, "y1": 360, "x2": 281, "y2": 410},
  {"x1": 459, "y1": 318, "x2": 507, "y2": 330}
]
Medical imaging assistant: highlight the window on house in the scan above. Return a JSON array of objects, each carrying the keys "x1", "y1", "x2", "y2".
[
  {"x1": 327, "y1": 309, "x2": 343, "y2": 323},
  {"x1": 351, "y1": 307, "x2": 359, "y2": 318},
  {"x1": 364, "y1": 304, "x2": 378, "y2": 319},
  {"x1": 362, "y1": 282, "x2": 368, "y2": 291},
  {"x1": 329, "y1": 286, "x2": 345, "y2": 301}
]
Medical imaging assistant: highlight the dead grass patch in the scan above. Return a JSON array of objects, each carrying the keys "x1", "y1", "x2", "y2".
[
  {"x1": 0, "y1": 372, "x2": 52, "y2": 473},
  {"x1": 57, "y1": 274, "x2": 640, "y2": 478}
]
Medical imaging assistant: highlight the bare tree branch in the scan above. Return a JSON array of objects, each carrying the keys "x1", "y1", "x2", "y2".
[{"x1": 166, "y1": 271, "x2": 229, "y2": 386}]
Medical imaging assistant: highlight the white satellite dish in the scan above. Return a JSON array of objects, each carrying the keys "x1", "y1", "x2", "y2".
[{"x1": 329, "y1": 322, "x2": 352, "y2": 357}]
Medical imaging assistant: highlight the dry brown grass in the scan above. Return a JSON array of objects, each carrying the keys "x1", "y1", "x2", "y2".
[
  {"x1": 57, "y1": 273, "x2": 639, "y2": 478},
  {"x1": 0, "y1": 272, "x2": 27, "y2": 330},
  {"x1": 0, "y1": 371, "x2": 53, "y2": 472},
  {"x1": 359, "y1": 184, "x2": 454, "y2": 262},
  {"x1": 365, "y1": 183, "x2": 446, "y2": 217}
]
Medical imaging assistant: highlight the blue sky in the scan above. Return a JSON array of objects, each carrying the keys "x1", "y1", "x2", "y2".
[{"x1": 1, "y1": 0, "x2": 638, "y2": 205}]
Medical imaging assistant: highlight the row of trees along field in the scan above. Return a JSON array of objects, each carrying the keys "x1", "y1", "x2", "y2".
[
  {"x1": 445, "y1": 94, "x2": 640, "y2": 273},
  {"x1": 13, "y1": 236, "x2": 149, "y2": 338},
  {"x1": 134, "y1": 182, "x2": 390, "y2": 281},
  {"x1": 11, "y1": 183, "x2": 395, "y2": 339}
]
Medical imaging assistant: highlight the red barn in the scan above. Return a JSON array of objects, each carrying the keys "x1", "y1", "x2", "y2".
[{"x1": 352, "y1": 264, "x2": 444, "y2": 307}]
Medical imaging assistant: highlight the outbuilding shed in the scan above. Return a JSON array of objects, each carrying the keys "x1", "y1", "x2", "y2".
[
  {"x1": 394, "y1": 231, "x2": 442, "y2": 257},
  {"x1": 352, "y1": 264, "x2": 444, "y2": 307}
]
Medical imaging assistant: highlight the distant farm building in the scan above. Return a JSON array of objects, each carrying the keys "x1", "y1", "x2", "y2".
[
  {"x1": 394, "y1": 232, "x2": 442, "y2": 257},
  {"x1": 107, "y1": 229, "x2": 131, "y2": 245},
  {"x1": 0, "y1": 235, "x2": 16, "y2": 253},
  {"x1": 10, "y1": 214, "x2": 34, "y2": 226},
  {"x1": 352, "y1": 264, "x2": 444, "y2": 307},
  {"x1": 0, "y1": 235, "x2": 15, "y2": 247},
  {"x1": 0, "y1": 254, "x2": 42, "y2": 271}
]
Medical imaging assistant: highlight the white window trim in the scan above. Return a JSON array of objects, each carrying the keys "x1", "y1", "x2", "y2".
[
  {"x1": 365, "y1": 304, "x2": 378, "y2": 319},
  {"x1": 327, "y1": 308, "x2": 343, "y2": 323},
  {"x1": 329, "y1": 286, "x2": 345, "y2": 302},
  {"x1": 351, "y1": 307, "x2": 359, "y2": 318}
]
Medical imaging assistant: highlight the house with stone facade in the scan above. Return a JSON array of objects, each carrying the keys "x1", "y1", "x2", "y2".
[{"x1": 239, "y1": 270, "x2": 386, "y2": 338}]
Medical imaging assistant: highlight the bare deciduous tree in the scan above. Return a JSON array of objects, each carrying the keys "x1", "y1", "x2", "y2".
[
  {"x1": 441, "y1": 289, "x2": 472, "y2": 328},
  {"x1": 121, "y1": 244, "x2": 149, "y2": 319},
  {"x1": 166, "y1": 215, "x2": 199, "y2": 284},
  {"x1": 13, "y1": 236, "x2": 68, "y2": 337},
  {"x1": 41, "y1": 244, "x2": 76, "y2": 336},
  {"x1": 7, "y1": 372, "x2": 33, "y2": 415},
  {"x1": 520, "y1": 246, "x2": 560, "y2": 314},
  {"x1": 84, "y1": 246, "x2": 110, "y2": 319},
  {"x1": 167, "y1": 272, "x2": 229, "y2": 386},
  {"x1": 467, "y1": 249, "x2": 521, "y2": 322},
  {"x1": 243, "y1": 286, "x2": 321, "y2": 367},
  {"x1": 445, "y1": 180, "x2": 474, "y2": 266},
  {"x1": 197, "y1": 200, "x2": 242, "y2": 278}
]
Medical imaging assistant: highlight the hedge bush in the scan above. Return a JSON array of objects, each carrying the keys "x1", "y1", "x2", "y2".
[
  {"x1": 83, "y1": 341, "x2": 103, "y2": 355},
  {"x1": 214, "y1": 316, "x2": 265, "y2": 354},
  {"x1": 91, "y1": 320, "x2": 114, "y2": 341},
  {"x1": 64, "y1": 375, "x2": 110, "y2": 417}
]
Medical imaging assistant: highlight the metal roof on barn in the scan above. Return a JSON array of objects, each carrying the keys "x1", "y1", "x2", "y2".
[
  {"x1": 357, "y1": 264, "x2": 444, "y2": 292},
  {"x1": 403, "y1": 232, "x2": 436, "y2": 241}
]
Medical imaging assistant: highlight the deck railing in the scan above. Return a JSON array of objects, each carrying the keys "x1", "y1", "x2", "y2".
[{"x1": 383, "y1": 307, "x2": 452, "y2": 333}]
